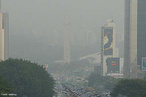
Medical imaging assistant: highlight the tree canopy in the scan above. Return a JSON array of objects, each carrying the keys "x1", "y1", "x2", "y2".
[
  {"x1": 111, "y1": 79, "x2": 146, "y2": 97},
  {"x1": 0, "y1": 58, "x2": 55, "y2": 97},
  {"x1": 0, "y1": 76, "x2": 13, "y2": 97},
  {"x1": 87, "y1": 72, "x2": 119, "y2": 93}
]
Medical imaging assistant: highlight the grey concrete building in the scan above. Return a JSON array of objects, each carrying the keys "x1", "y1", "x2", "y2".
[{"x1": 124, "y1": 0, "x2": 146, "y2": 78}]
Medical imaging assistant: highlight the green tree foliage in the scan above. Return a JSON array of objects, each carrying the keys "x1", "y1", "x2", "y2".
[
  {"x1": 0, "y1": 58, "x2": 55, "y2": 97},
  {"x1": 0, "y1": 76, "x2": 13, "y2": 97},
  {"x1": 111, "y1": 79, "x2": 146, "y2": 97},
  {"x1": 87, "y1": 72, "x2": 119, "y2": 93}
]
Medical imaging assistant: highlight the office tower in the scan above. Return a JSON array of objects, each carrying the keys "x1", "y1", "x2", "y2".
[
  {"x1": 101, "y1": 19, "x2": 116, "y2": 76},
  {"x1": 0, "y1": 0, "x2": 9, "y2": 61},
  {"x1": 64, "y1": 16, "x2": 70, "y2": 64},
  {"x1": 0, "y1": 12, "x2": 9, "y2": 61},
  {"x1": 124, "y1": 0, "x2": 146, "y2": 78}
]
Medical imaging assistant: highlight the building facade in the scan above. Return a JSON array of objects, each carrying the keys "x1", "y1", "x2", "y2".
[
  {"x1": 124, "y1": 0, "x2": 146, "y2": 78},
  {"x1": 0, "y1": 12, "x2": 9, "y2": 61},
  {"x1": 101, "y1": 20, "x2": 116, "y2": 76}
]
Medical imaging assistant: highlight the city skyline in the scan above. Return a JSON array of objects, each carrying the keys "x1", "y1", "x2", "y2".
[{"x1": 1, "y1": 0, "x2": 124, "y2": 64}]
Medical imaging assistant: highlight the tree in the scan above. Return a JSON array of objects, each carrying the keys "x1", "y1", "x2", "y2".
[
  {"x1": 0, "y1": 58, "x2": 55, "y2": 97},
  {"x1": 111, "y1": 79, "x2": 146, "y2": 97},
  {"x1": 0, "y1": 76, "x2": 13, "y2": 97},
  {"x1": 87, "y1": 72, "x2": 119, "y2": 93}
]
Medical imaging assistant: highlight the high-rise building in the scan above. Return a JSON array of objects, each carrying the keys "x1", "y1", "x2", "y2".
[
  {"x1": 0, "y1": 12, "x2": 9, "y2": 61},
  {"x1": 0, "y1": 0, "x2": 9, "y2": 61},
  {"x1": 124, "y1": 0, "x2": 146, "y2": 78},
  {"x1": 101, "y1": 19, "x2": 116, "y2": 76}
]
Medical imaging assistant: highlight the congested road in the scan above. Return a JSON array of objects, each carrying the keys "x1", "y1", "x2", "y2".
[{"x1": 53, "y1": 74, "x2": 111, "y2": 97}]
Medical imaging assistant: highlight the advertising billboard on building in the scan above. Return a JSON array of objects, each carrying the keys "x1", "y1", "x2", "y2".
[
  {"x1": 103, "y1": 29, "x2": 113, "y2": 55},
  {"x1": 106, "y1": 57, "x2": 120, "y2": 73},
  {"x1": 142, "y1": 58, "x2": 146, "y2": 71}
]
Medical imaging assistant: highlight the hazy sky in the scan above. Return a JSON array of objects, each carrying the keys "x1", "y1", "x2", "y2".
[
  {"x1": 2, "y1": 0, "x2": 124, "y2": 64},
  {"x1": 3, "y1": 0, "x2": 124, "y2": 34}
]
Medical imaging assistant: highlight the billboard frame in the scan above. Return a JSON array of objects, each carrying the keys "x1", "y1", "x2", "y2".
[
  {"x1": 142, "y1": 58, "x2": 146, "y2": 71},
  {"x1": 106, "y1": 57, "x2": 120, "y2": 73}
]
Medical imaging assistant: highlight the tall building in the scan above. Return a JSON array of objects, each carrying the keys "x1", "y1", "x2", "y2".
[
  {"x1": 124, "y1": 0, "x2": 146, "y2": 78},
  {"x1": 0, "y1": 12, "x2": 9, "y2": 61},
  {"x1": 0, "y1": 0, "x2": 9, "y2": 61},
  {"x1": 64, "y1": 16, "x2": 71, "y2": 64},
  {"x1": 101, "y1": 20, "x2": 116, "y2": 76}
]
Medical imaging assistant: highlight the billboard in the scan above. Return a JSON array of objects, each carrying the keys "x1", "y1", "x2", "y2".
[
  {"x1": 142, "y1": 58, "x2": 146, "y2": 71},
  {"x1": 106, "y1": 58, "x2": 120, "y2": 73},
  {"x1": 103, "y1": 29, "x2": 113, "y2": 55}
]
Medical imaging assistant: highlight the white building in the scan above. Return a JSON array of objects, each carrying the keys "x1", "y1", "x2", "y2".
[{"x1": 101, "y1": 19, "x2": 116, "y2": 76}]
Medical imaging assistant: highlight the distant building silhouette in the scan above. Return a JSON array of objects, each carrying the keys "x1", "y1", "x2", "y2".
[{"x1": 64, "y1": 16, "x2": 71, "y2": 64}]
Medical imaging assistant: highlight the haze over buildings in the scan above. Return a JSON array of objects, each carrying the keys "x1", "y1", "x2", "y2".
[
  {"x1": 1, "y1": 0, "x2": 124, "y2": 64},
  {"x1": 64, "y1": 16, "x2": 71, "y2": 64}
]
